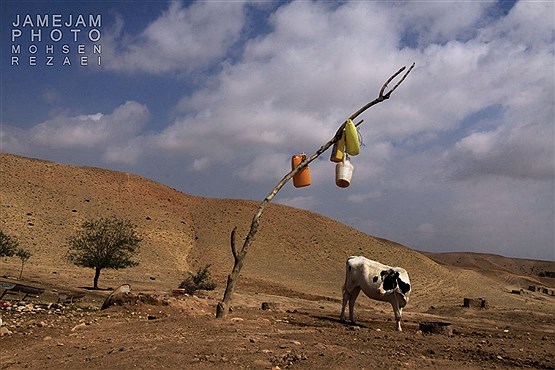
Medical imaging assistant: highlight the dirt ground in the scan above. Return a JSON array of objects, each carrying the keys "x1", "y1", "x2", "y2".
[{"x1": 1, "y1": 280, "x2": 554, "y2": 370}]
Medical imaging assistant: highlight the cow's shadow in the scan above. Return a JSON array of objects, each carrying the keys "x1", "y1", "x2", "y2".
[{"x1": 312, "y1": 314, "x2": 370, "y2": 329}]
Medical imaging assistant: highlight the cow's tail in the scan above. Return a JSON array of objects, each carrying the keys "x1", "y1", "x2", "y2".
[{"x1": 343, "y1": 256, "x2": 355, "y2": 294}]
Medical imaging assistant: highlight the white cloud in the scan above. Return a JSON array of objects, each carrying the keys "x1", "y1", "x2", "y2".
[
  {"x1": 447, "y1": 121, "x2": 554, "y2": 180},
  {"x1": 236, "y1": 153, "x2": 288, "y2": 183},
  {"x1": 1, "y1": 126, "x2": 27, "y2": 153},
  {"x1": 142, "y1": 1, "x2": 415, "y2": 169},
  {"x1": 397, "y1": 2, "x2": 494, "y2": 46},
  {"x1": 277, "y1": 195, "x2": 319, "y2": 211},
  {"x1": 31, "y1": 113, "x2": 107, "y2": 148},
  {"x1": 101, "y1": 1, "x2": 247, "y2": 74},
  {"x1": 347, "y1": 191, "x2": 382, "y2": 203},
  {"x1": 191, "y1": 157, "x2": 211, "y2": 172},
  {"x1": 478, "y1": 1, "x2": 555, "y2": 50},
  {"x1": 29, "y1": 101, "x2": 149, "y2": 149},
  {"x1": 2, "y1": 101, "x2": 150, "y2": 165},
  {"x1": 103, "y1": 136, "x2": 146, "y2": 165}
]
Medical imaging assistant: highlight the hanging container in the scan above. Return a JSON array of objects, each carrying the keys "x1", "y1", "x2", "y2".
[
  {"x1": 291, "y1": 153, "x2": 311, "y2": 188},
  {"x1": 344, "y1": 119, "x2": 360, "y2": 156},
  {"x1": 330, "y1": 131, "x2": 346, "y2": 163},
  {"x1": 335, "y1": 155, "x2": 354, "y2": 188}
]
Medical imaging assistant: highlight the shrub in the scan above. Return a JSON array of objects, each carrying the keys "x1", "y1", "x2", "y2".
[
  {"x1": 179, "y1": 264, "x2": 216, "y2": 294},
  {"x1": 0, "y1": 230, "x2": 19, "y2": 257}
]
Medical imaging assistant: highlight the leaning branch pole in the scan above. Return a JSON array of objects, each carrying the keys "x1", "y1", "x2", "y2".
[{"x1": 216, "y1": 63, "x2": 415, "y2": 318}]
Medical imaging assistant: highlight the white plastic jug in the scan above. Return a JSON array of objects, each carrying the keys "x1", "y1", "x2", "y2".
[{"x1": 335, "y1": 155, "x2": 354, "y2": 188}]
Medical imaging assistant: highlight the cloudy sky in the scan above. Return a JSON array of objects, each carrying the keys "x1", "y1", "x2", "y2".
[{"x1": 1, "y1": 1, "x2": 553, "y2": 261}]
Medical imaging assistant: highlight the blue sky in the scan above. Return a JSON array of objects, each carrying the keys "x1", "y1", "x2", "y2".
[{"x1": 1, "y1": 1, "x2": 554, "y2": 261}]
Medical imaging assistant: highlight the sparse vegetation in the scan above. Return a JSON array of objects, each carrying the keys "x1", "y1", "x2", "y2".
[
  {"x1": 179, "y1": 264, "x2": 216, "y2": 294},
  {"x1": 0, "y1": 230, "x2": 19, "y2": 257},
  {"x1": 1, "y1": 231, "x2": 31, "y2": 279},
  {"x1": 66, "y1": 217, "x2": 142, "y2": 289},
  {"x1": 16, "y1": 248, "x2": 31, "y2": 279},
  {"x1": 539, "y1": 271, "x2": 555, "y2": 278}
]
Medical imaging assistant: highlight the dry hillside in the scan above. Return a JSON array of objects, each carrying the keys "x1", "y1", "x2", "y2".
[
  {"x1": 1, "y1": 153, "x2": 553, "y2": 312},
  {"x1": 424, "y1": 252, "x2": 554, "y2": 291}
]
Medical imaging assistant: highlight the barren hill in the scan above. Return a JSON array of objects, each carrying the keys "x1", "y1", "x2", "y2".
[{"x1": 1, "y1": 153, "x2": 553, "y2": 312}]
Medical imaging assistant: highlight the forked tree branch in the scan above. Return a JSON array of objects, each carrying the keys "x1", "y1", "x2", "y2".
[
  {"x1": 216, "y1": 63, "x2": 415, "y2": 318},
  {"x1": 230, "y1": 226, "x2": 238, "y2": 260}
]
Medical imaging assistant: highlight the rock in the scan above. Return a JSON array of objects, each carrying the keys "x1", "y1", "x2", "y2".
[
  {"x1": 261, "y1": 302, "x2": 278, "y2": 310},
  {"x1": 0, "y1": 327, "x2": 13, "y2": 336},
  {"x1": 71, "y1": 323, "x2": 87, "y2": 331},
  {"x1": 101, "y1": 284, "x2": 131, "y2": 310},
  {"x1": 419, "y1": 322, "x2": 453, "y2": 336},
  {"x1": 463, "y1": 297, "x2": 488, "y2": 309}
]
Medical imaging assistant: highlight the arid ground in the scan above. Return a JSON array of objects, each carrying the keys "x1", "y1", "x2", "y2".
[{"x1": 1, "y1": 153, "x2": 554, "y2": 369}]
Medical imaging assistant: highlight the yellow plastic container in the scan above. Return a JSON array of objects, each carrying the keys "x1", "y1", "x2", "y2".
[
  {"x1": 330, "y1": 131, "x2": 346, "y2": 163},
  {"x1": 344, "y1": 119, "x2": 360, "y2": 156},
  {"x1": 291, "y1": 153, "x2": 311, "y2": 188}
]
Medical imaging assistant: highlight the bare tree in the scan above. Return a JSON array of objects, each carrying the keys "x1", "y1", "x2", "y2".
[{"x1": 216, "y1": 63, "x2": 415, "y2": 318}]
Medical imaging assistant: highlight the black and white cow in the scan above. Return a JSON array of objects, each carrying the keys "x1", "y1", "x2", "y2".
[{"x1": 340, "y1": 256, "x2": 411, "y2": 331}]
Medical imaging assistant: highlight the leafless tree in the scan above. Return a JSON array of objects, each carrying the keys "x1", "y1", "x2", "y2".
[{"x1": 216, "y1": 63, "x2": 415, "y2": 318}]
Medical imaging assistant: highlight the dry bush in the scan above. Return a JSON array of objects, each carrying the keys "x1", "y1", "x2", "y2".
[{"x1": 179, "y1": 264, "x2": 216, "y2": 294}]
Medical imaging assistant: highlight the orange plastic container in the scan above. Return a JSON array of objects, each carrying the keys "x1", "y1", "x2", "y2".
[{"x1": 291, "y1": 153, "x2": 311, "y2": 188}]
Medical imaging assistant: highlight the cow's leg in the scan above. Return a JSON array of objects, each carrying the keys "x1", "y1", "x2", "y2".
[
  {"x1": 348, "y1": 286, "x2": 361, "y2": 324},
  {"x1": 340, "y1": 286, "x2": 349, "y2": 322},
  {"x1": 340, "y1": 283, "x2": 355, "y2": 322},
  {"x1": 390, "y1": 297, "x2": 403, "y2": 331}
]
